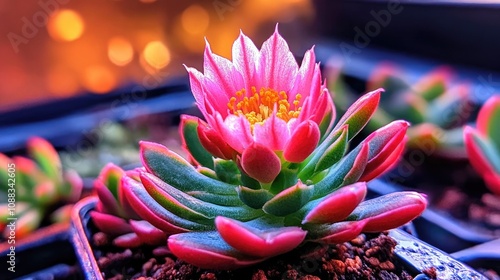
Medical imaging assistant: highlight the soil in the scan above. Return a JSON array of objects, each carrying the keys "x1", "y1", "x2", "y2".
[
  {"x1": 92, "y1": 231, "x2": 417, "y2": 280},
  {"x1": 385, "y1": 152, "x2": 500, "y2": 234}
]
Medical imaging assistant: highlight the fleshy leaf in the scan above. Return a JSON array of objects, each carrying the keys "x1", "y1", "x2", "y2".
[
  {"x1": 332, "y1": 89, "x2": 382, "y2": 141},
  {"x1": 122, "y1": 176, "x2": 212, "y2": 233},
  {"x1": 168, "y1": 231, "x2": 265, "y2": 270},
  {"x1": 179, "y1": 115, "x2": 214, "y2": 169},
  {"x1": 130, "y1": 220, "x2": 167, "y2": 246},
  {"x1": 302, "y1": 182, "x2": 367, "y2": 224},
  {"x1": 90, "y1": 211, "x2": 133, "y2": 236},
  {"x1": 140, "y1": 141, "x2": 237, "y2": 195},
  {"x1": 314, "y1": 125, "x2": 349, "y2": 173},
  {"x1": 140, "y1": 173, "x2": 263, "y2": 221},
  {"x1": 262, "y1": 181, "x2": 314, "y2": 216},
  {"x1": 347, "y1": 191, "x2": 427, "y2": 232},
  {"x1": 236, "y1": 186, "x2": 274, "y2": 209},
  {"x1": 216, "y1": 216, "x2": 307, "y2": 258},
  {"x1": 214, "y1": 158, "x2": 241, "y2": 185},
  {"x1": 113, "y1": 232, "x2": 143, "y2": 248},
  {"x1": 477, "y1": 95, "x2": 500, "y2": 151},
  {"x1": 307, "y1": 221, "x2": 366, "y2": 244},
  {"x1": 27, "y1": 137, "x2": 62, "y2": 183}
]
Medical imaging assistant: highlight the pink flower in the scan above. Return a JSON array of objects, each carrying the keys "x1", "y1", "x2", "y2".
[{"x1": 185, "y1": 27, "x2": 334, "y2": 182}]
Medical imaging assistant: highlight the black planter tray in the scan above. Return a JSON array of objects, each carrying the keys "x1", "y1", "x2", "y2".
[
  {"x1": 71, "y1": 196, "x2": 486, "y2": 279},
  {"x1": 451, "y1": 238, "x2": 500, "y2": 278},
  {"x1": 0, "y1": 223, "x2": 81, "y2": 280},
  {"x1": 368, "y1": 179, "x2": 498, "y2": 254}
]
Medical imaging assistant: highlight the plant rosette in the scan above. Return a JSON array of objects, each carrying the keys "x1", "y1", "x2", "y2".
[
  {"x1": 0, "y1": 137, "x2": 83, "y2": 241},
  {"x1": 76, "y1": 27, "x2": 439, "y2": 277}
]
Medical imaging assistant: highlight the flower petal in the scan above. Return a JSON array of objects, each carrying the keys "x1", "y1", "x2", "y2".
[
  {"x1": 232, "y1": 30, "x2": 259, "y2": 87},
  {"x1": 253, "y1": 113, "x2": 290, "y2": 151},
  {"x1": 256, "y1": 26, "x2": 298, "y2": 92},
  {"x1": 217, "y1": 114, "x2": 253, "y2": 153},
  {"x1": 204, "y1": 40, "x2": 245, "y2": 98}
]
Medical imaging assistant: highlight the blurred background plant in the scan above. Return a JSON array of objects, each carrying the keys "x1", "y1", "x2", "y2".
[
  {"x1": 0, "y1": 137, "x2": 83, "y2": 239},
  {"x1": 327, "y1": 63, "x2": 475, "y2": 158},
  {"x1": 464, "y1": 95, "x2": 500, "y2": 196}
]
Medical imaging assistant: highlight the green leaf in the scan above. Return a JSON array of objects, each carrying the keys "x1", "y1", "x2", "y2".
[
  {"x1": 314, "y1": 126, "x2": 349, "y2": 173},
  {"x1": 141, "y1": 141, "x2": 238, "y2": 195},
  {"x1": 236, "y1": 186, "x2": 274, "y2": 209},
  {"x1": 269, "y1": 168, "x2": 298, "y2": 195},
  {"x1": 186, "y1": 191, "x2": 243, "y2": 206},
  {"x1": 332, "y1": 89, "x2": 381, "y2": 141},
  {"x1": 299, "y1": 125, "x2": 347, "y2": 181},
  {"x1": 142, "y1": 173, "x2": 263, "y2": 221},
  {"x1": 214, "y1": 159, "x2": 241, "y2": 185},
  {"x1": 180, "y1": 115, "x2": 214, "y2": 169},
  {"x1": 262, "y1": 181, "x2": 314, "y2": 216}
]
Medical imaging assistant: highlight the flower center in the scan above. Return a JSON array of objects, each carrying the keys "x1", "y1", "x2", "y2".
[{"x1": 227, "y1": 87, "x2": 302, "y2": 128}]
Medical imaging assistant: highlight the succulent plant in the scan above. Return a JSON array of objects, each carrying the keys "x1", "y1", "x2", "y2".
[
  {"x1": 464, "y1": 95, "x2": 500, "y2": 195},
  {"x1": 332, "y1": 63, "x2": 473, "y2": 157},
  {"x1": 0, "y1": 137, "x2": 83, "y2": 239},
  {"x1": 101, "y1": 28, "x2": 427, "y2": 269},
  {"x1": 91, "y1": 163, "x2": 166, "y2": 247}
]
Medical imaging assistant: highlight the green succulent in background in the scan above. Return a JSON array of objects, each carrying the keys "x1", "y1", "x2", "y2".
[
  {"x1": 60, "y1": 122, "x2": 145, "y2": 178},
  {"x1": 328, "y1": 63, "x2": 474, "y2": 158},
  {"x1": 0, "y1": 137, "x2": 83, "y2": 239}
]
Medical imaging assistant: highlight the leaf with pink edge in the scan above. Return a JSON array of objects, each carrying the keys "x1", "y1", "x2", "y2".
[
  {"x1": 179, "y1": 115, "x2": 214, "y2": 169},
  {"x1": 27, "y1": 137, "x2": 62, "y2": 182},
  {"x1": 140, "y1": 141, "x2": 237, "y2": 195},
  {"x1": 302, "y1": 182, "x2": 367, "y2": 224},
  {"x1": 168, "y1": 231, "x2": 265, "y2": 270},
  {"x1": 299, "y1": 125, "x2": 348, "y2": 180},
  {"x1": 140, "y1": 173, "x2": 262, "y2": 221},
  {"x1": 477, "y1": 95, "x2": 500, "y2": 151},
  {"x1": 90, "y1": 211, "x2": 133, "y2": 236},
  {"x1": 130, "y1": 220, "x2": 166, "y2": 246},
  {"x1": 312, "y1": 141, "x2": 369, "y2": 199},
  {"x1": 113, "y1": 232, "x2": 143, "y2": 248},
  {"x1": 262, "y1": 181, "x2": 314, "y2": 216},
  {"x1": 122, "y1": 176, "x2": 213, "y2": 233},
  {"x1": 314, "y1": 125, "x2": 349, "y2": 173},
  {"x1": 347, "y1": 191, "x2": 427, "y2": 232},
  {"x1": 216, "y1": 216, "x2": 307, "y2": 258},
  {"x1": 333, "y1": 89, "x2": 382, "y2": 141},
  {"x1": 307, "y1": 221, "x2": 366, "y2": 244}
]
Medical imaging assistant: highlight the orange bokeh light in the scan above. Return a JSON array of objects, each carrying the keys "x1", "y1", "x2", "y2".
[
  {"x1": 108, "y1": 37, "x2": 134, "y2": 66},
  {"x1": 83, "y1": 65, "x2": 116, "y2": 94},
  {"x1": 47, "y1": 10, "x2": 85, "y2": 42},
  {"x1": 181, "y1": 5, "x2": 210, "y2": 35},
  {"x1": 142, "y1": 41, "x2": 171, "y2": 70}
]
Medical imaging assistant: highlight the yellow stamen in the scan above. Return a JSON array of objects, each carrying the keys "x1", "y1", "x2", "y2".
[{"x1": 228, "y1": 87, "x2": 302, "y2": 130}]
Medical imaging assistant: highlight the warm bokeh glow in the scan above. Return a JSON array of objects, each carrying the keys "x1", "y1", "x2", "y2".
[
  {"x1": 181, "y1": 5, "x2": 210, "y2": 35},
  {"x1": 83, "y1": 65, "x2": 116, "y2": 94},
  {"x1": 0, "y1": 0, "x2": 314, "y2": 111},
  {"x1": 108, "y1": 37, "x2": 134, "y2": 66},
  {"x1": 143, "y1": 41, "x2": 171, "y2": 70},
  {"x1": 47, "y1": 10, "x2": 85, "y2": 42}
]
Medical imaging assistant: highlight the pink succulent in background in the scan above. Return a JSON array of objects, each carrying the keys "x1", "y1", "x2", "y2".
[
  {"x1": 91, "y1": 163, "x2": 166, "y2": 247},
  {"x1": 464, "y1": 95, "x2": 500, "y2": 195},
  {"x1": 0, "y1": 137, "x2": 83, "y2": 238},
  {"x1": 91, "y1": 28, "x2": 427, "y2": 270},
  {"x1": 185, "y1": 26, "x2": 334, "y2": 183}
]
